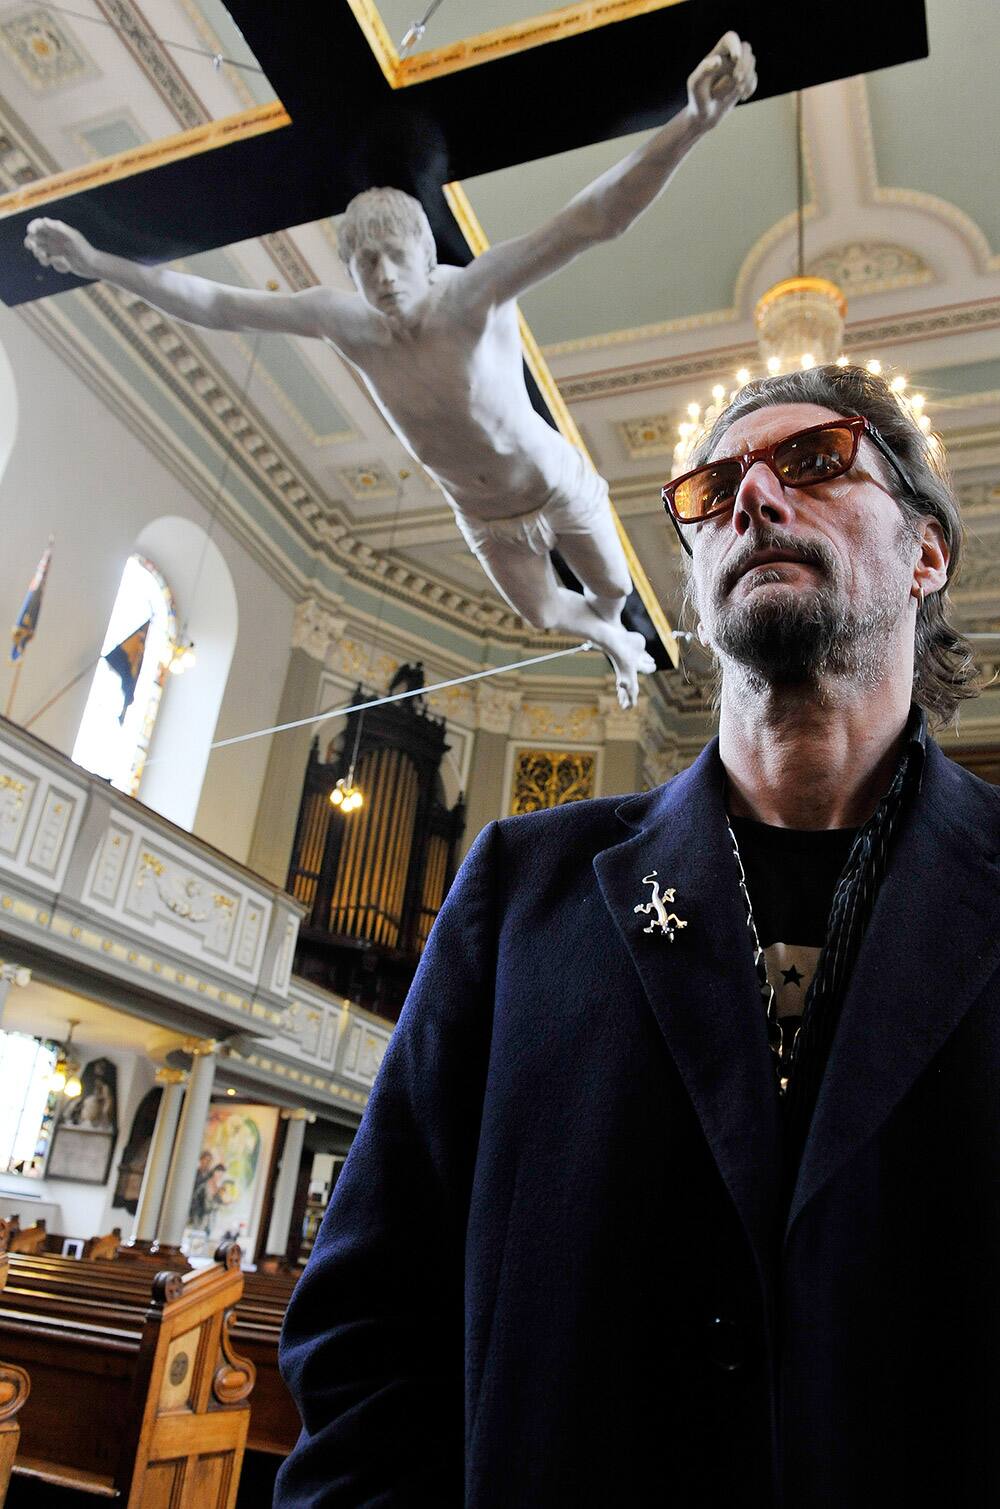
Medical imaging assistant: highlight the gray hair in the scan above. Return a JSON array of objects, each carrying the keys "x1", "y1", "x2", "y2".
[
  {"x1": 684, "y1": 363, "x2": 978, "y2": 729},
  {"x1": 337, "y1": 187, "x2": 437, "y2": 271}
]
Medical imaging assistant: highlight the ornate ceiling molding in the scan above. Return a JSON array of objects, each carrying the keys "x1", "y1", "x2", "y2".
[
  {"x1": 557, "y1": 297, "x2": 1000, "y2": 404},
  {"x1": 94, "y1": 0, "x2": 208, "y2": 128}
]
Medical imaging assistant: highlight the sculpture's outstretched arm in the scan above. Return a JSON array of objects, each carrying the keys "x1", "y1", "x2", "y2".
[
  {"x1": 461, "y1": 31, "x2": 756, "y2": 310},
  {"x1": 24, "y1": 218, "x2": 368, "y2": 346}
]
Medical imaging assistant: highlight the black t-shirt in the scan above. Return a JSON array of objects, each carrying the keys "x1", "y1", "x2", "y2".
[{"x1": 729, "y1": 816, "x2": 859, "y2": 1027}]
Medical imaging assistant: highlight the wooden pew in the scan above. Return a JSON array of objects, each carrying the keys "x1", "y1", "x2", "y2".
[
  {"x1": 82, "y1": 1228, "x2": 121, "y2": 1262},
  {"x1": 5, "y1": 1222, "x2": 46, "y2": 1258},
  {"x1": 6, "y1": 1251, "x2": 302, "y2": 1459},
  {"x1": 0, "y1": 1224, "x2": 30, "y2": 1507},
  {"x1": 0, "y1": 1242, "x2": 254, "y2": 1504}
]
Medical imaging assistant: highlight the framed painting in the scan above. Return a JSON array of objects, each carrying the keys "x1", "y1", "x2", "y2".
[{"x1": 181, "y1": 1103, "x2": 280, "y2": 1263}]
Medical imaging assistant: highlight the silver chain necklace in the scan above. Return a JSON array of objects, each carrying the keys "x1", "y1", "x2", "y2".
[{"x1": 726, "y1": 822, "x2": 800, "y2": 1096}]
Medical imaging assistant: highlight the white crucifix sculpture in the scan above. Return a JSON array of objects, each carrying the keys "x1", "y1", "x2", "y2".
[{"x1": 26, "y1": 34, "x2": 755, "y2": 707}]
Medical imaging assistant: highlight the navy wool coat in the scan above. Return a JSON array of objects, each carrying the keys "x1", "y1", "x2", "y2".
[{"x1": 276, "y1": 736, "x2": 1000, "y2": 1507}]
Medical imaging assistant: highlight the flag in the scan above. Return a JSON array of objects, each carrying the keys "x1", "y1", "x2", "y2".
[
  {"x1": 104, "y1": 620, "x2": 150, "y2": 724},
  {"x1": 10, "y1": 536, "x2": 54, "y2": 662}
]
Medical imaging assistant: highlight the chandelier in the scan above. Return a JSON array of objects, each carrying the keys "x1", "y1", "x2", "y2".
[
  {"x1": 49, "y1": 1019, "x2": 82, "y2": 1099},
  {"x1": 330, "y1": 775, "x2": 364, "y2": 813},
  {"x1": 674, "y1": 95, "x2": 930, "y2": 473}
]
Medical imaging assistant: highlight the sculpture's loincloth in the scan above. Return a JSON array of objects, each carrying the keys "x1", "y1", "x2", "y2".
[{"x1": 454, "y1": 445, "x2": 610, "y2": 558}]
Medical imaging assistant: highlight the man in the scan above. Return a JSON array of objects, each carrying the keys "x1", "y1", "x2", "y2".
[
  {"x1": 24, "y1": 32, "x2": 756, "y2": 709},
  {"x1": 275, "y1": 363, "x2": 999, "y2": 1507}
]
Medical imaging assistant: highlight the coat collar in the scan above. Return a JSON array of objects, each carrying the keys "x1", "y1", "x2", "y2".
[
  {"x1": 594, "y1": 734, "x2": 1000, "y2": 1270},
  {"x1": 786, "y1": 737, "x2": 1000, "y2": 1234},
  {"x1": 593, "y1": 741, "x2": 783, "y2": 1291}
]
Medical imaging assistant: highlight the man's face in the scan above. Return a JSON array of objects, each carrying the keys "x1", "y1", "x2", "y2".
[
  {"x1": 348, "y1": 229, "x2": 431, "y2": 320},
  {"x1": 689, "y1": 402, "x2": 921, "y2": 687}
]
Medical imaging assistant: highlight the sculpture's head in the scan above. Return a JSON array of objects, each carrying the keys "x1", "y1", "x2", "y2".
[{"x1": 339, "y1": 186, "x2": 438, "y2": 320}]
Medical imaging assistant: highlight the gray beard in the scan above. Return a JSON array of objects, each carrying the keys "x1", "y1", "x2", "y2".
[{"x1": 705, "y1": 551, "x2": 910, "y2": 690}]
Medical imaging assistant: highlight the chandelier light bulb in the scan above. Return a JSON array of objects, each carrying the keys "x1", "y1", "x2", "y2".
[
  {"x1": 836, "y1": 354, "x2": 850, "y2": 367},
  {"x1": 911, "y1": 393, "x2": 925, "y2": 411},
  {"x1": 890, "y1": 374, "x2": 907, "y2": 393},
  {"x1": 64, "y1": 1072, "x2": 83, "y2": 1099},
  {"x1": 712, "y1": 384, "x2": 726, "y2": 402},
  {"x1": 48, "y1": 1063, "x2": 67, "y2": 1093},
  {"x1": 800, "y1": 352, "x2": 816, "y2": 369},
  {"x1": 736, "y1": 368, "x2": 751, "y2": 387},
  {"x1": 330, "y1": 777, "x2": 364, "y2": 813},
  {"x1": 767, "y1": 356, "x2": 781, "y2": 375},
  {"x1": 866, "y1": 359, "x2": 882, "y2": 376},
  {"x1": 686, "y1": 402, "x2": 701, "y2": 420}
]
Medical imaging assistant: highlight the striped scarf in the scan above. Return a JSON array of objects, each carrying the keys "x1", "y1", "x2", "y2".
[{"x1": 778, "y1": 705, "x2": 927, "y2": 1183}]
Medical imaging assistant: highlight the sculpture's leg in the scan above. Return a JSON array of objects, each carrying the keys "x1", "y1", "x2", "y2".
[
  {"x1": 554, "y1": 503, "x2": 634, "y2": 627},
  {"x1": 469, "y1": 538, "x2": 654, "y2": 709}
]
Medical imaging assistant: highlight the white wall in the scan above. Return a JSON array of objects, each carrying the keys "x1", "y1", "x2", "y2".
[{"x1": 0, "y1": 303, "x2": 295, "y2": 865}]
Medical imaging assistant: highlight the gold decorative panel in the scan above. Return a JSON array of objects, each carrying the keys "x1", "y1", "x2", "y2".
[{"x1": 510, "y1": 749, "x2": 595, "y2": 815}]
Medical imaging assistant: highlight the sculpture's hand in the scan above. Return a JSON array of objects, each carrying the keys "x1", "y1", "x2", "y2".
[
  {"x1": 686, "y1": 31, "x2": 757, "y2": 132},
  {"x1": 24, "y1": 218, "x2": 97, "y2": 278}
]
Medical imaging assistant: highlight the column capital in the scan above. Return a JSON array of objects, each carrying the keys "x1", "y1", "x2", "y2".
[
  {"x1": 476, "y1": 684, "x2": 522, "y2": 735},
  {"x1": 281, "y1": 1107, "x2": 316, "y2": 1123},
  {"x1": 292, "y1": 597, "x2": 348, "y2": 662},
  {"x1": 180, "y1": 1035, "x2": 217, "y2": 1058},
  {"x1": 598, "y1": 693, "x2": 646, "y2": 743},
  {"x1": 154, "y1": 1066, "x2": 188, "y2": 1086}
]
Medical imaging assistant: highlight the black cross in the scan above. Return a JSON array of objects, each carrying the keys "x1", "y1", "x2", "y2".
[
  {"x1": 0, "y1": 0, "x2": 926, "y2": 658},
  {"x1": 0, "y1": 0, "x2": 928, "y2": 306}
]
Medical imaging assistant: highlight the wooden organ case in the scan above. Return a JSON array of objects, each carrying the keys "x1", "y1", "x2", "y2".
[{"x1": 287, "y1": 686, "x2": 466, "y2": 1018}]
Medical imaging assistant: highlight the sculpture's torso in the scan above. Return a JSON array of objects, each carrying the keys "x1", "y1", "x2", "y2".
[{"x1": 330, "y1": 266, "x2": 578, "y2": 522}]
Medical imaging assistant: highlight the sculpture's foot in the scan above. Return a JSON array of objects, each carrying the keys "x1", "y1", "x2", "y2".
[{"x1": 593, "y1": 624, "x2": 656, "y2": 710}]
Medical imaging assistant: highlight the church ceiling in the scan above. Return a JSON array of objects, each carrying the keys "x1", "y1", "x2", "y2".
[{"x1": 2, "y1": 0, "x2": 999, "y2": 739}]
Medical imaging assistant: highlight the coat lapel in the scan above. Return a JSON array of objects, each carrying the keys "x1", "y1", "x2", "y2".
[
  {"x1": 594, "y1": 741, "x2": 782, "y2": 1290},
  {"x1": 787, "y1": 741, "x2": 1000, "y2": 1237}
]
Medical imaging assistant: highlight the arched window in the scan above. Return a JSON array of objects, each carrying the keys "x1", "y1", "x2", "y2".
[
  {"x1": 0, "y1": 1031, "x2": 58, "y2": 1177},
  {"x1": 72, "y1": 555, "x2": 176, "y2": 796}
]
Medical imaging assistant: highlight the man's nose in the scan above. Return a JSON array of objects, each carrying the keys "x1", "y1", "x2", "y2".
[{"x1": 731, "y1": 461, "x2": 796, "y2": 536}]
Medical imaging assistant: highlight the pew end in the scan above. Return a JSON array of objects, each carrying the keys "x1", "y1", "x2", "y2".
[{"x1": 1, "y1": 1241, "x2": 255, "y2": 1505}]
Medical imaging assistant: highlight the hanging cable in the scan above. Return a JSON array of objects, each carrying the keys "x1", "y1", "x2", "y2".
[
  {"x1": 333, "y1": 481, "x2": 409, "y2": 809},
  {"x1": 795, "y1": 90, "x2": 805, "y2": 279},
  {"x1": 171, "y1": 333, "x2": 262, "y2": 675},
  {"x1": 143, "y1": 641, "x2": 596, "y2": 763},
  {"x1": 399, "y1": 0, "x2": 446, "y2": 54},
  {"x1": 33, "y1": 1, "x2": 266, "y2": 74}
]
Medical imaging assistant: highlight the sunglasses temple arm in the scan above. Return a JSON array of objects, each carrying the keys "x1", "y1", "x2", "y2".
[
  {"x1": 666, "y1": 509, "x2": 693, "y2": 557},
  {"x1": 868, "y1": 426, "x2": 914, "y2": 495}
]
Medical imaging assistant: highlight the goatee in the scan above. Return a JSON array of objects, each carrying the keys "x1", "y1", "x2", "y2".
[{"x1": 704, "y1": 533, "x2": 908, "y2": 688}]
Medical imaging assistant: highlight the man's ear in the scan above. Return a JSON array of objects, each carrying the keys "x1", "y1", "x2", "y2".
[{"x1": 912, "y1": 517, "x2": 949, "y2": 601}]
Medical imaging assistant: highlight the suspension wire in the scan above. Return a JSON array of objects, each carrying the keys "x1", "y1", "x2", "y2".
[
  {"x1": 795, "y1": 90, "x2": 805, "y2": 279},
  {"x1": 149, "y1": 641, "x2": 597, "y2": 761},
  {"x1": 343, "y1": 485, "x2": 407, "y2": 785},
  {"x1": 178, "y1": 333, "x2": 261, "y2": 651},
  {"x1": 34, "y1": 1, "x2": 266, "y2": 74},
  {"x1": 399, "y1": 0, "x2": 446, "y2": 54}
]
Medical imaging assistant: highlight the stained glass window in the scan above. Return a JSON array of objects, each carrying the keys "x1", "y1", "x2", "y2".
[{"x1": 72, "y1": 555, "x2": 176, "y2": 796}]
